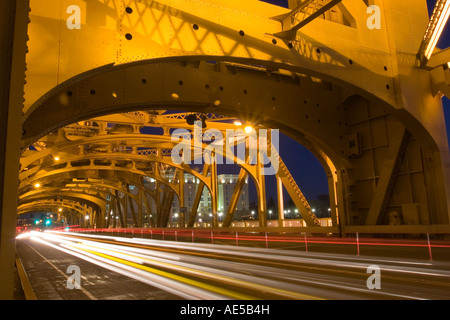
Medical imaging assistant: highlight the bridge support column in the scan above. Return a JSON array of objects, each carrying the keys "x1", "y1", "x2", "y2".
[
  {"x1": 0, "y1": 0, "x2": 29, "y2": 300},
  {"x1": 277, "y1": 175, "x2": 284, "y2": 228},
  {"x1": 210, "y1": 158, "x2": 219, "y2": 228},
  {"x1": 256, "y1": 153, "x2": 267, "y2": 228}
]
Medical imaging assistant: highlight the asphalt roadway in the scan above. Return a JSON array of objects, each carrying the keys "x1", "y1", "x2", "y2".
[{"x1": 14, "y1": 231, "x2": 450, "y2": 302}]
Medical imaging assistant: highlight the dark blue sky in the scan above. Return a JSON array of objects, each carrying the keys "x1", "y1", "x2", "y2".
[{"x1": 250, "y1": 0, "x2": 450, "y2": 204}]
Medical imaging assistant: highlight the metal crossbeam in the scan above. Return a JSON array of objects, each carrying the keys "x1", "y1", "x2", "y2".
[
  {"x1": 365, "y1": 128, "x2": 411, "y2": 226},
  {"x1": 272, "y1": 0, "x2": 343, "y2": 40},
  {"x1": 222, "y1": 169, "x2": 248, "y2": 227}
]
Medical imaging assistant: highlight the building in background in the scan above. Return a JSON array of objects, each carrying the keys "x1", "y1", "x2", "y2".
[{"x1": 171, "y1": 173, "x2": 250, "y2": 223}]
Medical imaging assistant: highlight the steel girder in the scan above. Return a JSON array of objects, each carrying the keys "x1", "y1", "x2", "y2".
[{"x1": 20, "y1": 125, "x2": 312, "y2": 227}]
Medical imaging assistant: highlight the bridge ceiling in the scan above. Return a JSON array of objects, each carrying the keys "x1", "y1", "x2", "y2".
[
  {"x1": 18, "y1": 200, "x2": 93, "y2": 218},
  {"x1": 19, "y1": 113, "x2": 282, "y2": 219},
  {"x1": 24, "y1": 0, "x2": 414, "y2": 116}
]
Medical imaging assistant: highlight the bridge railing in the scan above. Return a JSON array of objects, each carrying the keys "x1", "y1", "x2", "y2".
[{"x1": 58, "y1": 226, "x2": 450, "y2": 261}]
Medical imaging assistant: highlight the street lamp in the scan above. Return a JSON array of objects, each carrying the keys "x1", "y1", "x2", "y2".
[{"x1": 244, "y1": 126, "x2": 253, "y2": 134}]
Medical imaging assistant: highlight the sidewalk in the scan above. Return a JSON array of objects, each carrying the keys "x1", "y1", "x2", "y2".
[{"x1": 14, "y1": 257, "x2": 36, "y2": 300}]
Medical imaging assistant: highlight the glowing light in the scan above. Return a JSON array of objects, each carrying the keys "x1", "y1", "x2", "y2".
[
  {"x1": 54, "y1": 156, "x2": 60, "y2": 161},
  {"x1": 34, "y1": 183, "x2": 41, "y2": 188},
  {"x1": 16, "y1": 233, "x2": 31, "y2": 239},
  {"x1": 424, "y1": 0, "x2": 450, "y2": 60},
  {"x1": 234, "y1": 121, "x2": 242, "y2": 126},
  {"x1": 58, "y1": 208, "x2": 63, "y2": 212},
  {"x1": 244, "y1": 126, "x2": 253, "y2": 134}
]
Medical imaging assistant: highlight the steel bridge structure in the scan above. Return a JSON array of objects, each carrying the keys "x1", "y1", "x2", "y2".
[{"x1": 1, "y1": 0, "x2": 450, "y2": 298}]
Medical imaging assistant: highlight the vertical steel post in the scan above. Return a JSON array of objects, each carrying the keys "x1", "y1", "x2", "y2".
[
  {"x1": 356, "y1": 232, "x2": 360, "y2": 256},
  {"x1": 427, "y1": 233, "x2": 433, "y2": 261},
  {"x1": 0, "y1": 0, "x2": 30, "y2": 300}
]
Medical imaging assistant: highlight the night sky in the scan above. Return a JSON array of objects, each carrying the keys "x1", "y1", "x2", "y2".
[{"x1": 241, "y1": 0, "x2": 450, "y2": 205}]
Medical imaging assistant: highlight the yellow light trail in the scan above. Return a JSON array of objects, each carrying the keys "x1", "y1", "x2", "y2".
[
  {"x1": 74, "y1": 241, "x2": 323, "y2": 300},
  {"x1": 72, "y1": 244, "x2": 257, "y2": 300}
]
